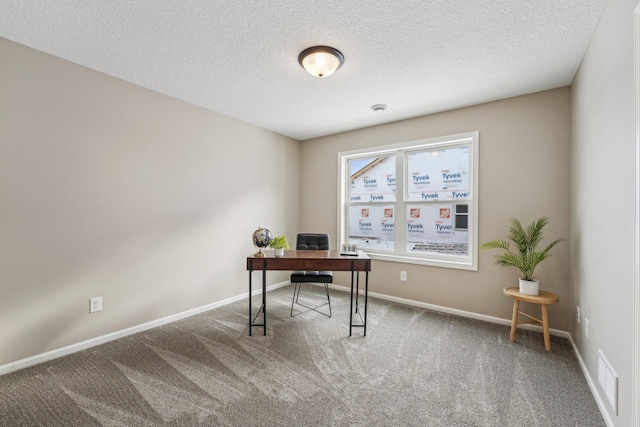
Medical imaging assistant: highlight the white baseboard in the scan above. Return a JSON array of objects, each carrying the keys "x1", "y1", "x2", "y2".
[
  {"x1": 566, "y1": 335, "x2": 615, "y2": 427},
  {"x1": 329, "y1": 283, "x2": 570, "y2": 338},
  {"x1": 0, "y1": 281, "x2": 290, "y2": 376}
]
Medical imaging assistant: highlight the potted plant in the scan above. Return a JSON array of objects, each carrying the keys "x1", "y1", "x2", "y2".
[
  {"x1": 270, "y1": 234, "x2": 290, "y2": 257},
  {"x1": 479, "y1": 217, "x2": 564, "y2": 295}
]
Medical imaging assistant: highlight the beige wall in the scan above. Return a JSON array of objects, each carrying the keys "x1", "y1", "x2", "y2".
[
  {"x1": 571, "y1": 0, "x2": 638, "y2": 425},
  {"x1": 300, "y1": 88, "x2": 572, "y2": 330},
  {"x1": 0, "y1": 38, "x2": 300, "y2": 366}
]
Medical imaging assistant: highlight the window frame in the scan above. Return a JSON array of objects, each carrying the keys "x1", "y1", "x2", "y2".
[{"x1": 337, "y1": 131, "x2": 479, "y2": 271}]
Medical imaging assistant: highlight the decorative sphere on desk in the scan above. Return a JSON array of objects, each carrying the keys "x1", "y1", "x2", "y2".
[{"x1": 252, "y1": 227, "x2": 273, "y2": 257}]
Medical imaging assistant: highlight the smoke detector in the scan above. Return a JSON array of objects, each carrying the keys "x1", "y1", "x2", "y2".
[{"x1": 371, "y1": 104, "x2": 388, "y2": 113}]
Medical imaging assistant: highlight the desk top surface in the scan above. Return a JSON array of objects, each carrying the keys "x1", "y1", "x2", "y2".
[
  {"x1": 247, "y1": 250, "x2": 371, "y2": 271},
  {"x1": 248, "y1": 249, "x2": 369, "y2": 260}
]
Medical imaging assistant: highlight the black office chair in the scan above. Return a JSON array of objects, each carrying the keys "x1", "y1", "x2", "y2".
[{"x1": 290, "y1": 233, "x2": 333, "y2": 317}]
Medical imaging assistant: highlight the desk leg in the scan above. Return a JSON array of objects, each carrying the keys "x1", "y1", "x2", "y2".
[
  {"x1": 249, "y1": 268, "x2": 252, "y2": 336},
  {"x1": 248, "y1": 261, "x2": 267, "y2": 337},
  {"x1": 510, "y1": 299, "x2": 519, "y2": 342},
  {"x1": 355, "y1": 271, "x2": 360, "y2": 313},
  {"x1": 541, "y1": 304, "x2": 551, "y2": 351},
  {"x1": 363, "y1": 270, "x2": 369, "y2": 336},
  {"x1": 262, "y1": 263, "x2": 267, "y2": 336},
  {"x1": 349, "y1": 268, "x2": 354, "y2": 336}
]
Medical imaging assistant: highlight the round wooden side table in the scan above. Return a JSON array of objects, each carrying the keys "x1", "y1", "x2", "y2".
[{"x1": 503, "y1": 287, "x2": 559, "y2": 351}]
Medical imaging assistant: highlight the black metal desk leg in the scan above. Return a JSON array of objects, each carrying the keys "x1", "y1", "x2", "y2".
[
  {"x1": 248, "y1": 260, "x2": 267, "y2": 336},
  {"x1": 364, "y1": 270, "x2": 369, "y2": 336},
  {"x1": 248, "y1": 265, "x2": 253, "y2": 336},
  {"x1": 262, "y1": 262, "x2": 267, "y2": 336},
  {"x1": 355, "y1": 270, "x2": 360, "y2": 313},
  {"x1": 349, "y1": 267, "x2": 354, "y2": 336}
]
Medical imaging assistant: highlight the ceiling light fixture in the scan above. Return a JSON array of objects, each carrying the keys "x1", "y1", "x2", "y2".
[
  {"x1": 298, "y1": 46, "x2": 344, "y2": 78},
  {"x1": 371, "y1": 104, "x2": 388, "y2": 113}
]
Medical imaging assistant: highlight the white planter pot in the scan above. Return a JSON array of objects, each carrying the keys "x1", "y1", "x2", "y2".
[
  {"x1": 519, "y1": 279, "x2": 539, "y2": 295},
  {"x1": 274, "y1": 248, "x2": 285, "y2": 257}
]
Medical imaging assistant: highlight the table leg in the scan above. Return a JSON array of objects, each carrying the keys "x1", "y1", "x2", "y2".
[
  {"x1": 541, "y1": 304, "x2": 551, "y2": 351},
  {"x1": 510, "y1": 299, "x2": 519, "y2": 342},
  {"x1": 355, "y1": 271, "x2": 360, "y2": 313},
  {"x1": 349, "y1": 268, "x2": 354, "y2": 336},
  {"x1": 363, "y1": 270, "x2": 369, "y2": 336},
  {"x1": 248, "y1": 266, "x2": 252, "y2": 336},
  {"x1": 262, "y1": 263, "x2": 267, "y2": 336}
]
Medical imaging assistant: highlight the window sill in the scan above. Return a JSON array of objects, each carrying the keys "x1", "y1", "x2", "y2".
[{"x1": 366, "y1": 252, "x2": 478, "y2": 271}]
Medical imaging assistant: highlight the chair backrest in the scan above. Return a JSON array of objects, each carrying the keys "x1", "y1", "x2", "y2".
[{"x1": 296, "y1": 233, "x2": 330, "y2": 250}]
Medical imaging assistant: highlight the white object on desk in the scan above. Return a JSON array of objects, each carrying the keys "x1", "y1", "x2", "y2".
[{"x1": 341, "y1": 243, "x2": 358, "y2": 256}]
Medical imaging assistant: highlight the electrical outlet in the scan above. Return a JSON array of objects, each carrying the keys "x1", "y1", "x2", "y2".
[
  {"x1": 400, "y1": 271, "x2": 407, "y2": 281},
  {"x1": 90, "y1": 296, "x2": 103, "y2": 313},
  {"x1": 576, "y1": 306, "x2": 580, "y2": 324},
  {"x1": 585, "y1": 318, "x2": 589, "y2": 338}
]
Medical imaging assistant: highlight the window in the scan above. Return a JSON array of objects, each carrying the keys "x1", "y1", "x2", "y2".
[{"x1": 338, "y1": 132, "x2": 478, "y2": 270}]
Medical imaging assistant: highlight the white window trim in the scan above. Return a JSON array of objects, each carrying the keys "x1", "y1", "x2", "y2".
[{"x1": 337, "y1": 131, "x2": 479, "y2": 271}]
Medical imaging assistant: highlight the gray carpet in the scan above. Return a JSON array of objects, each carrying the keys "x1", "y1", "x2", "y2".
[{"x1": 0, "y1": 285, "x2": 604, "y2": 426}]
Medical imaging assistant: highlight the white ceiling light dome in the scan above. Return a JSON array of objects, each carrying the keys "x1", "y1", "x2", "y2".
[{"x1": 298, "y1": 46, "x2": 344, "y2": 78}]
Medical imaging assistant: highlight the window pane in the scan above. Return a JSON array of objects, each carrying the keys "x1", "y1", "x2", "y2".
[
  {"x1": 348, "y1": 205, "x2": 395, "y2": 250},
  {"x1": 406, "y1": 204, "x2": 469, "y2": 256},
  {"x1": 350, "y1": 156, "x2": 396, "y2": 202},
  {"x1": 454, "y1": 204, "x2": 469, "y2": 230},
  {"x1": 455, "y1": 212, "x2": 469, "y2": 230},
  {"x1": 406, "y1": 147, "x2": 470, "y2": 201}
]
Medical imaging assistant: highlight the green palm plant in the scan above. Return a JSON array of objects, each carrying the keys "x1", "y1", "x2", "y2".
[{"x1": 479, "y1": 217, "x2": 564, "y2": 281}]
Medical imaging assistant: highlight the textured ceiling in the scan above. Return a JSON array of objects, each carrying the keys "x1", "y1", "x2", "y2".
[{"x1": 0, "y1": 0, "x2": 607, "y2": 140}]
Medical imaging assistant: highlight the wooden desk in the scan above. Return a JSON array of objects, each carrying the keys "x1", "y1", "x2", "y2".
[
  {"x1": 247, "y1": 250, "x2": 371, "y2": 337},
  {"x1": 503, "y1": 287, "x2": 559, "y2": 351}
]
